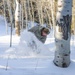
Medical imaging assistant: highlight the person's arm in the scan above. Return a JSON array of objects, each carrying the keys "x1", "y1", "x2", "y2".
[
  {"x1": 41, "y1": 37, "x2": 46, "y2": 43},
  {"x1": 28, "y1": 25, "x2": 39, "y2": 33}
]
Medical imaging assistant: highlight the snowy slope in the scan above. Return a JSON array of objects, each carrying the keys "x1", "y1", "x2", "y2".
[{"x1": 0, "y1": 15, "x2": 75, "y2": 75}]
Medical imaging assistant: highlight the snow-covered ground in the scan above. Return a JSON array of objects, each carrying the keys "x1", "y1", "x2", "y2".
[{"x1": 0, "y1": 15, "x2": 75, "y2": 75}]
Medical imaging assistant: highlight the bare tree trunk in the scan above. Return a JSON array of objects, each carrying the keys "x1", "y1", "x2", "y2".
[
  {"x1": 53, "y1": 0, "x2": 72, "y2": 68},
  {"x1": 15, "y1": 0, "x2": 21, "y2": 36},
  {"x1": 50, "y1": 0, "x2": 56, "y2": 29},
  {"x1": 3, "y1": 0, "x2": 8, "y2": 34}
]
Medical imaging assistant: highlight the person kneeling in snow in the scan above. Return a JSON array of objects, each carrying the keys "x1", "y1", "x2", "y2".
[
  {"x1": 17, "y1": 25, "x2": 50, "y2": 55},
  {"x1": 28, "y1": 25, "x2": 50, "y2": 43}
]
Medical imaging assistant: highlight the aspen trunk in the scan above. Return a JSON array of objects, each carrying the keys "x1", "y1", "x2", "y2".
[
  {"x1": 53, "y1": 0, "x2": 72, "y2": 68},
  {"x1": 15, "y1": 0, "x2": 21, "y2": 36}
]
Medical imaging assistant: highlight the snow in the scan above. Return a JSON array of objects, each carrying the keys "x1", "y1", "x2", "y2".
[{"x1": 0, "y1": 15, "x2": 75, "y2": 75}]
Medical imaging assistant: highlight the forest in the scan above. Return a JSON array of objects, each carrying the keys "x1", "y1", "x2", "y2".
[{"x1": 0, "y1": 0, "x2": 75, "y2": 35}]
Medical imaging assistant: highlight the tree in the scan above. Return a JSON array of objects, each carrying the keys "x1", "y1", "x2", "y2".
[
  {"x1": 53, "y1": 0, "x2": 72, "y2": 67},
  {"x1": 15, "y1": 0, "x2": 21, "y2": 36}
]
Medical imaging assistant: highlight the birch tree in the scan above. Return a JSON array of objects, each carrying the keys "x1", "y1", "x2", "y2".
[
  {"x1": 15, "y1": 0, "x2": 21, "y2": 35},
  {"x1": 53, "y1": 0, "x2": 72, "y2": 67}
]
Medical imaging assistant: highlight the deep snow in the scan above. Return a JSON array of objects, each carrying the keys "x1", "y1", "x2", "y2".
[{"x1": 0, "y1": 15, "x2": 75, "y2": 75}]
